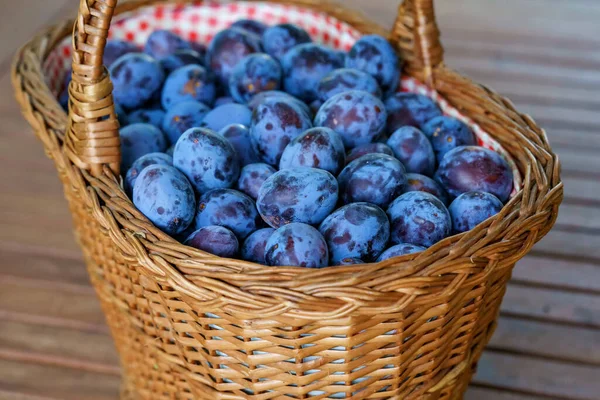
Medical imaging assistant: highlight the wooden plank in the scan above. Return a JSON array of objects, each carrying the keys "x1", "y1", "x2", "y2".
[
  {"x1": 562, "y1": 176, "x2": 600, "y2": 206},
  {"x1": 0, "y1": 359, "x2": 120, "y2": 400},
  {"x1": 473, "y1": 352, "x2": 600, "y2": 400},
  {"x1": 514, "y1": 255, "x2": 600, "y2": 293},
  {"x1": 0, "y1": 390, "x2": 63, "y2": 400},
  {"x1": 466, "y1": 387, "x2": 548, "y2": 400},
  {"x1": 556, "y1": 203, "x2": 600, "y2": 232},
  {"x1": 0, "y1": 249, "x2": 87, "y2": 286},
  {"x1": 533, "y1": 230, "x2": 600, "y2": 261}
]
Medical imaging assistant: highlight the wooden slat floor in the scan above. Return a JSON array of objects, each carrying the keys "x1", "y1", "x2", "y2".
[{"x1": 1, "y1": 0, "x2": 598, "y2": 399}]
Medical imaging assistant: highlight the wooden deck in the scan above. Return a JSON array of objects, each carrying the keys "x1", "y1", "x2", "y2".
[{"x1": 1, "y1": 0, "x2": 599, "y2": 399}]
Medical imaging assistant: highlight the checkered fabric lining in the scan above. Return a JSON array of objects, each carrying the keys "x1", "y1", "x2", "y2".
[{"x1": 42, "y1": 1, "x2": 522, "y2": 193}]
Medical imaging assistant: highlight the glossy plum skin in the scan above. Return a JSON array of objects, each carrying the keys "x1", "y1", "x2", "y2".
[
  {"x1": 449, "y1": 191, "x2": 503, "y2": 233},
  {"x1": 265, "y1": 223, "x2": 328, "y2": 268},
  {"x1": 241, "y1": 227, "x2": 275, "y2": 264},
  {"x1": 125, "y1": 152, "x2": 173, "y2": 195},
  {"x1": 279, "y1": 127, "x2": 346, "y2": 175},
  {"x1": 319, "y1": 202, "x2": 390, "y2": 263},
  {"x1": 346, "y1": 142, "x2": 394, "y2": 164},
  {"x1": 346, "y1": 35, "x2": 400, "y2": 95},
  {"x1": 173, "y1": 128, "x2": 240, "y2": 193},
  {"x1": 115, "y1": 103, "x2": 128, "y2": 127},
  {"x1": 229, "y1": 54, "x2": 282, "y2": 103},
  {"x1": 237, "y1": 163, "x2": 276, "y2": 200},
  {"x1": 104, "y1": 40, "x2": 139, "y2": 67},
  {"x1": 185, "y1": 226, "x2": 239, "y2": 258},
  {"x1": 317, "y1": 68, "x2": 382, "y2": 102},
  {"x1": 231, "y1": 19, "x2": 269, "y2": 37},
  {"x1": 250, "y1": 98, "x2": 313, "y2": 165},
  {"x1": 257, "y1": 167, "x2": 338, "y2": 228},
  {"x1": 247, "y1": 90, "x2": 312, "y2": 118},
  {"x1": 165, "y1": 145, "x2": 175, "y2": 157},
  {"x1": 144, "y1": 30, "x2": 191, "y2": 60},
  {"x1": 387, "y1": 191, "x2": 451, "y2": 247},
  {"x1": 195, "y1": 189, "x2": 261, "y2": 239},
  {"x1": 261, "y1": 24, "x2": 312, "y2": 61},
  {"x1": 403, "y1": 173, "x2": 449, "y2": 205},
  {"x1": 206, "y1": 28, "x2": 262, "y2": 87},
  {"x1": 133, "y1": 165, "x2": 196, "y2": 236},
  {"x1": 435, "y1": 146, "x2": 514, "y2": 203},
  {"x1": 120, "y1": 123, "x2": 168, "y2": 171},
  {"x1": 315, "y1": 90, "x2": 387, "y2": 148},
  {"x1": 109, "y1": 53, "x2": 165, "y2": 110},
  {"x1": 219, "y1": 124, "x2": 261, "y2": 166},
  {"x1": 127, "y1": 109, "x2": 165, "y2": 130},
  {"x1": 214, "y1": 96, "x2": 236, "y2": 107},
  {"x1": 387, "y1": 126, "x2": 436, "y2": 176},
  {"x1": 423, "y1": 116, "x2": 477, "y2": 162},
  {"x1": 376, "y1": 243, "x2": 427, "y2": 262},
  {"x1": 281, "y1": 43, "x2": 344, "y2": 102},
  {"x1": 162, "y1": 101, "x2": 211, "y2": 145},
  {"x1": 160, "y1": 49, "x2": 205, "y2": 74},
  {"x1": 384, "y1": 93, "x2": 443, "y2": 134},
  {"x1": 338, "y1": 154, "x2": 406, "y2": 209},
  {"x1": 335, "y1": 257, "x2": 364, "y2": 266},
  {"x1": 161, "y1": 65, "x2": 216, "y2": 109},
  {"x1": 201, "y1": 104, "x2": 253, "y2": 132}
]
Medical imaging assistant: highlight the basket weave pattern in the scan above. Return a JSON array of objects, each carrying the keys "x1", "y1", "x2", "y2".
[{"x1": 12, "y1": 0, "x2": 562, "y2": 399}]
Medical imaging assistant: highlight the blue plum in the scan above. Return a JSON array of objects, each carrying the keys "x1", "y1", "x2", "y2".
[
  {"x1": 231, "y1": 19, "x2": 269, "y2": 37},
  {"x1": 376, "y1": 243, "x2": 426, "y2": 262},
  {"x1": 387, "y1": 126, "x2": 436, "y2": 176},
  {"x1": 281, "y1": 43, "x2": 344, "y2": 102},
  {"x1": 346, "y1": 35, "x2": 400, "y2": 95},
  {"x1": 337, "y1": 153, "x2": 406, "y2": 208},
  {"x1": 403, "y1": 173, "x2": 449, "y2": 205},
  {"x1": 384, "y1": 93, "x2": 443, "y2": 133},
  {"x1": 335, "y1": 257, "x2": 364, "y2": 266},
  {"x1": 250, "y1": 97, "x2": 312, "y2": 165},
  {"x1": 144, "y1": 30, "x2": 191, "y2": 60},
  {"x1": 206, "y1": 28, "x2": 262, "y2": 87},
  {"x1": 241, "y1": 227, "x2": 275, "y2": 264},
  {"x1": 160, "y1": 49, "x2": 205, "y2": 74},
  {"x1": 127, "y1": 108, "x2": 165, "y2": 130},
  {"x1": 279, "y1": 127, "x2": 346, "y2": 175},
  {"x1": 314, "y1": 90, "x2": 387, "y2": 148},
  {"x1": 162, "y1": 101, "x2": 211, "y2": 145},
  {"x1": 214, "y1": 96, "x2": 236, "y2": 107},
  {"x1": 132, "y1": 164, "x2": 195, "y2": 236},
  {"x1": 165, "y1": 145, "x2": 175, "y2": 157},
  {"x1": 387, "y1": 191, "x2": 451, "y2": 247},
  {"x1": 265, "y1": 223, "x2": 328, "y2": 268},
  {"x1": 195, "y1": 189, "x2": 261, "y2": 239},
  {"x1": 319, "y1": 202, "x2": 390, "y2": 263},
  {"x1": 185, "y1": 226, "x2": 239, "y2": 258},
  {"x1": 120, "y1": 123, "x2": 168, "y2": 171},
  {"x1": 104, "y1": 40, "x2": 139, "y2": 67},
  {"x1": 161, "y1": 65, "x2": 216, "y2": 109},
  {"x1": 257, "y1": 167, "x2": 338, "y2": 228},
  {"x1": 109, "y1": 53, "x2": 165, "y2": 110},
  {"x1": 115, "y1": 103, "x2": 128, "y2": 127},
  {"x1": 219, "y1": 124, "x2": 261, "y2": 166},
  {"x1": 435, "y1": 146, "x2": 514, "y2": 203},
  {"x1": 247, "y1": 90, "x2": 312, "y2": 118},
  {"x1": 449, "y1": 191, "x2": 503, "y2": 233},
  {"x1": 58, "y1": 71, "x2": 71, "y2": 111},
  {"x1": 317, "y1": 68, "x2": 382, "y2": 102},
  {"x1": 229, "y1": 53, "x2": 282, "y2": 103},
  {"x1": 125, "y1": 152, "x2": 173, "y2": 195},
  {"x1": 201, "y1": 104, "x2": 253, "y2": 132},
  {"x1": 237, "y1": 163, "x2": 276, "y2": 200},
  {"x1": 173, "y1": 127, "x2": 240, "y2": 193},
  {"x1": 261, "y1": 24, "x2": 312, "y2": 61},
  {"x1": 346, "y1": 142, "x2": 394, "y2": 164},
  {"x1": 423, "y1": 116, "x2": 477, "y2": 162}
]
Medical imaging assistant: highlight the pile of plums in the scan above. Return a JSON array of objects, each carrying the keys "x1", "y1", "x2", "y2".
[{"x1": 59, "y1": 20, "x2": 513, "y2": 268}]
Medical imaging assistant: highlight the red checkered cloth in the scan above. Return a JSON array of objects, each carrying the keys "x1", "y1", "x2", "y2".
[{"x1": 43, "y1": 1, "x2": 522, "y2": 194}]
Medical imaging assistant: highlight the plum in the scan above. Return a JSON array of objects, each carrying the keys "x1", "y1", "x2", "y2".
[
  {"x1": 231, "y1": 19, "x2": 269, "y2": 37},
  {"x1": 195, "y1": 189, "x2": 261, "y2": 239},
  {"x1": 387, "y1": 126, "x2": 436, "y2": 176},
  {"x1": 206, "y1": 28, "x2": 262, "y2": 87},
  {"x1": 337, "y1": 153, "x2": 406, "y2": 208},
  {"x1": 237, "y1": 163, "x2": 276, "y2": 200},
  {"x1": 346, "y1": 35, "x2": 400, "y2": 95},
  {"x1": 346, "y1": 142, "x2": 394, "y2": 164},
  {"x1": 376, "y1": 243, "x2": 426, "y2": 262},
  {"x1": 125, "y1": 152, "x2": 172, "y2": 195},
  {"x1": 335, "y1": 257, "x2": 364, "y2": 266},
  {"x1": 219, "y1": 124, "x2": 261, "y2": 166},
  {"x1": 160, "y1": 49, "x2": 205, "y2": 74},
  {"x1": 161, "y1": 65, "x2": 216, "y2": 109},
  {"x1": 229, "y1": 53, "x2": 282, "y2": 103},
  {"x1": 261, "y1": 24, "x2": 312, "y2": 61},
  {"x1": 317, "y1": 68, "x2": 382, "y2": 102},
  {"x1": 120, "y1": 123, "x2": 168, "y2": 171},
  {"x1": 185, "y1": 226, "x2": 239, "y2": 258},
  {"x1": 265, "y1": 223, "x2": 328, "y2": 268},
  {"x1": 144, "y1": 30, "x2": 191, "y2": 60},
  {"x1": 165, "y1": 145, "x2": 175, "y2": 157},
  {"x1": 279, "y1": 127, "x2": 346, "y2": 175},
  {"x1": 162, "y1": 101, "x2": 211, "y2": 145},
  {"x1": 387, "y1": 191, "x2": 451, "y2": 247},
  {"x1": 173, "y1": 127, "x2": 240, "y2": 193},
  {"x1": 104, "y1": 40, "x2": 139, "y2": 67},
  {"x1": 314, "y1": 90, "x2": 387, "y2": 148},
  {"x1": 115, "y1": 103, "x2": 128, "y2": 127},
  {"x1": 247, "y1": 90, "x2": 312, "y2": 118},
  {"x1": 109, "y1": 53, "x2": 164, "y2": 110},
  {"x1": 403, "y1": 173, "x2": 449, "y2": 205},
  {"x1": 435, "y1": 146, "x2": 513, "y2": 203},
  {"x1": 127, "y1": 108, "x2": 165, "y2": 130},
  {"x1": 201, "y1": 104, "x2": 253, "y2": 132},
  {"x1": 384, "y1": 93, "x2": 443, "y2": 133},
  {"x1": 241, "y1": 227, "x2": 275, "y2": 264},
  {"x1": 132, "y1": 164, "x2": 195, "y2": 236},
  {"x1": 257, "y1": 167, "x2": 338, "y2": 228},
  {"x1": 319, "y1": 202, "x2": 390, "y2": 263},
  {"x1": 449, "y1": 191, "x2": 504, "y2": 233},
  {"x1": 423, "y1": 116, "x2": 477, "y2": 162},
  {"x1": 214, "y1": 96, "x2": 236, "y2": 107}
]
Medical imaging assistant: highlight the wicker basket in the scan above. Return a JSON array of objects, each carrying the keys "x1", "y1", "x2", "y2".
[{"x1": 12, "y1": 0, "x2": 563, "y2": 398}]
